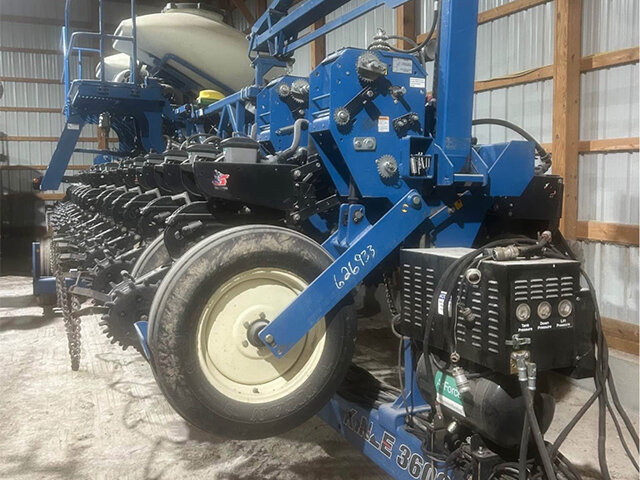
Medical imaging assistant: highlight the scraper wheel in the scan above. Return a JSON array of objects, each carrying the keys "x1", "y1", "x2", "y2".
[
  {"x1": 147, "y1": 225, "x2": 357, "y2": 439},
  {"x1": 130, "y1": 234, "x2": 171, "y2": 278}
]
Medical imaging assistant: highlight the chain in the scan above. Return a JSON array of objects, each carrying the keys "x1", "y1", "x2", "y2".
[
  {"x1": 56, "y1": 274, "x2": 82, "y2": 371},
  {"x1": 383, "y1": 272, "x2": 400, "y2": 317}
]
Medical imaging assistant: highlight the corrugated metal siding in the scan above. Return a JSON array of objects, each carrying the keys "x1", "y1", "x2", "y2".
[
  {"x1": 582, "y1": 0, "x2": 639, "y2": 56},
  {"x1": 578, "y1": 0, "x2": 640, "y2": 326},
  {"x1": 578, "y1": 241, "x2": 639, "y2": 323},
  {"x1": 0, "y1": 0, "x2": 92, "y2": 23},
  {"x1": 1, "y1": 0, "x2": 100, "y2": 197},
  {"x1": 580, "y1": 63, "x2": 639, "y2": 140},
  {"x1": 325, "y1": 0, "x2": 396, "y2": 55}
]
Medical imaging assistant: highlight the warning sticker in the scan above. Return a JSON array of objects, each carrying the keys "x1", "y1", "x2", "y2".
[
  {"x1": 409, "y1": 77, "x2": 426, "y2": 89},
  {"x1": 434, "y1": 371, "x2": 466, "y2": 416},
  {"x1": 392, "y1": 57, "x2": 413, "y2": 74},
  {"x1": 378, "y1": 116, "x2": 390, "y2": 133}
]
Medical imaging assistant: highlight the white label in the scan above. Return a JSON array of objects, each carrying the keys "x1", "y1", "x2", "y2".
[
  {"x1": 67, "y1": 123, "x2": 80, "y2": 130},
  {"x1": 437, "y1": 291, "x2": 447, "y2": 315},
  {"x1": 392, "y1": 57, "x2": 413, "y2": 74},
  {"x1": 378, "y1": 116, "x2": 390, "y2": 133},
  {"x1": 409, "y1": 77, "x2": 426, "y2": 89}
]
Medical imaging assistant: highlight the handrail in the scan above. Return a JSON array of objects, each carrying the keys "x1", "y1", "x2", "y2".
[{"x1": 62, "y1": 0, "x2": 139, "y2": 117}]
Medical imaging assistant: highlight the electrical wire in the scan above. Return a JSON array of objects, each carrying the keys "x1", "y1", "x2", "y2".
[{"x1": 367, "y1": 2, "x2": 439, "y2": 56}]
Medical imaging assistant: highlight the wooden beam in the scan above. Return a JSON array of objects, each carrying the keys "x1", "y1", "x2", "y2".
[
  {"x1": 478, "y1": 0, "x2": 552, "y2": 24},
  {"x1": 580, "y1": 47, "x2": 640, "y2": 72},
  {"x1": 601, "y1": 317, "x2": 639, "y2": 356},
  {"x1": 539, "y1": 137, "x2": 640, "y2": 154},
  {"x1": 0, "y1": 14, "x2": 92, "y2": 29},
  {"x1": 0, "y1": 107, "x2": 61, "y2": 113},
  {"x1": 255, "y1": 0, "x2": 267, "y2": 18},
  {"x1": 230, "y1": 0, "x2": 255, "y2": 24},
  {"x1": 552, "y1": 0, "x2": 582, "y2": 239},
  {"x1": 311, "y1": 18, "x2": 327, "y2": 68},
  {"x1": 576, "y1": 221, "x2": 639, "y2": 246},
  {"x1": 396, "y1": 0, "x2": 416, "y2": 49},
  {"x1": 579, "y1": 137, "x2": 640, "y2": 154},
  {"x1": 0, "y1": 46, "x2": 98, "y2": 56},
  {"x1": 474, "y1": 65, "x2": 554, "y2": 92},
  {"x1": 0, "y1": 76, "x2": 62, "y2": 85},
  {"x1": 35, "y1": 193, "x2": 66, "y2": 201},
  {"x1": 418, "y1": 0, "x2": 552, "y2": 42},
  {"x1": 5, "y1": 136, "x2": 118, "y2": 142}
]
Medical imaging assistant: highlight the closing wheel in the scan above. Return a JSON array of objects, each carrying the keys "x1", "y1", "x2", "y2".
[
  {"x1": 130, "y1": 234, "x2": 171, "y2": 278},
  {"x1": 148, "y1": 225, "x2": 357, "y2": 439}
]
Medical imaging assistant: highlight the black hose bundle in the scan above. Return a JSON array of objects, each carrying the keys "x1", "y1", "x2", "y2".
[{"x1": 422, "y1": 233, "x2": 639, "y2": 479}]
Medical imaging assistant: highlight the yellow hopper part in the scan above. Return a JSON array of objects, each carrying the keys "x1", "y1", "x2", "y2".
[{"x1": 197, "y1": 90, "x2": 225, "y2": 106}]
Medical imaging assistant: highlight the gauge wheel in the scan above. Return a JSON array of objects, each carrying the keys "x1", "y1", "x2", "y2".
[
  {"x1": 130, "y1": 234, "x2": 171, "y2": 278},
  {"x1": 148, "y1": 224, "x2": 357, "y2": 439}
]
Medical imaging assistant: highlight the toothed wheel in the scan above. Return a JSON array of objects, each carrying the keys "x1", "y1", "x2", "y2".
[
  {"x1": 376, "y1": 154, "x2": 399, "y2": 179},
  {"x1": 356, "y1": 51, "x2": 386, "y2": 83},
  {"x1": 91, "y1": 255, "x2": 137, "y2": 293},
  {"x1": 101, "y1": 278, "x2": 160, "y2": 353},
  {"x1": 290, "y1": 79, "x2": 309, "y2": 104}
]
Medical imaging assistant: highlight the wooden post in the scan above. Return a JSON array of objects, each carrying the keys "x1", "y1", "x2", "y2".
[
  {"x1": 552, "y1": 0, "x2": 582, "y2": 238},
  {"x1": 311, "y1": 18, "x2": 326, "y2": 68},
  {"x1": 395, "y1": 0, "x2": 416, "y2": 49}
]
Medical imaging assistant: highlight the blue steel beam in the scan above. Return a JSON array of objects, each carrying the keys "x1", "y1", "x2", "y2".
[{"x1": 259, "y1": 190, "x2": 430, "y2": 357}]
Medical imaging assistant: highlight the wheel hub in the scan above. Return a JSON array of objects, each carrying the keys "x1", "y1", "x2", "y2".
[{"x1": 196, "y1": 268, "x2": 326, "y2": 403}]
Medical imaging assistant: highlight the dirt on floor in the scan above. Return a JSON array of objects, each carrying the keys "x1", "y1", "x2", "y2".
[{"x1": 0, "y1": 276, "x2": 638, "y2": 480}]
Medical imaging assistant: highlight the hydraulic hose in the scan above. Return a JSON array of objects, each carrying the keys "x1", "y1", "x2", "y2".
[
  {"x1": 518, "y1": 415, "x2": 530, "y2": 480},
  {"x1": 519, "y1": 380, "x2": 557, "y2": 480},
  {"x1": 471, "y1": 118, "x2": 552, "y2": 174}
]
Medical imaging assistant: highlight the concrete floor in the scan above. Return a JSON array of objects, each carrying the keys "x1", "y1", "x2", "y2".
[{"x1": 0, "y1": 275, "x2": 638, "y2": 480}]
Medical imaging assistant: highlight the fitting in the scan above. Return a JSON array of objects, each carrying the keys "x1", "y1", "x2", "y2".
[{"x1": 451, "y1": 366, "x2": 471, "y2": 395}]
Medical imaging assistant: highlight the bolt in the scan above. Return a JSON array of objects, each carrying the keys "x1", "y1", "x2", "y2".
[
  {"x1": 363, "y1": 138, "x2": 374, "y2": 149},
  {"x1": 336, "y1": 110, "x2": 349, "y2": 123},
  {"x1": 293, "y1": 170, "x2": 302, "y2": 179},
  {"x1": 242, "y1": 340, "x2": 249, "y2": 348},
  {"x1": 411, "y1": 196, "x2": 422, "y2": 207},
  {"x1": 354, "y1": 140, "x2": 363, "y2": 148},
  {"x1": 243, "y1": 321, "x2": 250, "y2": 328},
  {"x1": 264, "y1": 334, "x2": 275, "y2": 345},
  {"x1": 253, "y1": 388, "x2": 260, "y2": 393},
  {"x1": 292, "y1": 213, "x2": 301, "y2": 222},
  {"x1": 366, "y1": 90, "x2": 374, "y2": 98}
]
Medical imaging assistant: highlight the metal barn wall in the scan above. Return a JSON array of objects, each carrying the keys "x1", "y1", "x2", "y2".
[
  {"x1": 578, "y1": 0, "x2": 639, "y2": 324},
  {"x1": 0, "y1": 0, "x2": 146, "y2": 197}
]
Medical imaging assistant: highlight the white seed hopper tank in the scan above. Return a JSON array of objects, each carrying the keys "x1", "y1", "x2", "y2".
[
  {"x1": 96, "y1": 53, "x2": 149, "y2": 82},
  {"x1": 113, "y1": 5, "x2": 255, "y2": 94}
]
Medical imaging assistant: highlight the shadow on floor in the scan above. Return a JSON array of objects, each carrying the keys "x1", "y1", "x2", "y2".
[{"x1": 0, "y1": 310, "x2": 59, "y2": 332}]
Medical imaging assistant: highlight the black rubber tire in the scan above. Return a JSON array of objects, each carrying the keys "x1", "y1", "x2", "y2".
[
  {"x1": 148, "y1": 225, "x2": 357, "y2": 439},
  {"x1": 130, "y1": 234, "x2": 171, "y2": 278}
]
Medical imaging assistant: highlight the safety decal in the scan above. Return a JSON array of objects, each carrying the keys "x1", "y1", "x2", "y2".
[{"x1": 378, "y1": 116, "x2": 390, "y2": 133}]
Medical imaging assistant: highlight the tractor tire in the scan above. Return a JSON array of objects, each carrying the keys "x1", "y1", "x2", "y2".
[{"x1": 148, "y1": 225, "x2": 357, "y2": 439}]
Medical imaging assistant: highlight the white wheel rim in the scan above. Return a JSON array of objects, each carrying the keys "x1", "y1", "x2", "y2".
[{"x1": 196, "y1": 268, "x2": 326, "y2": 403}]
